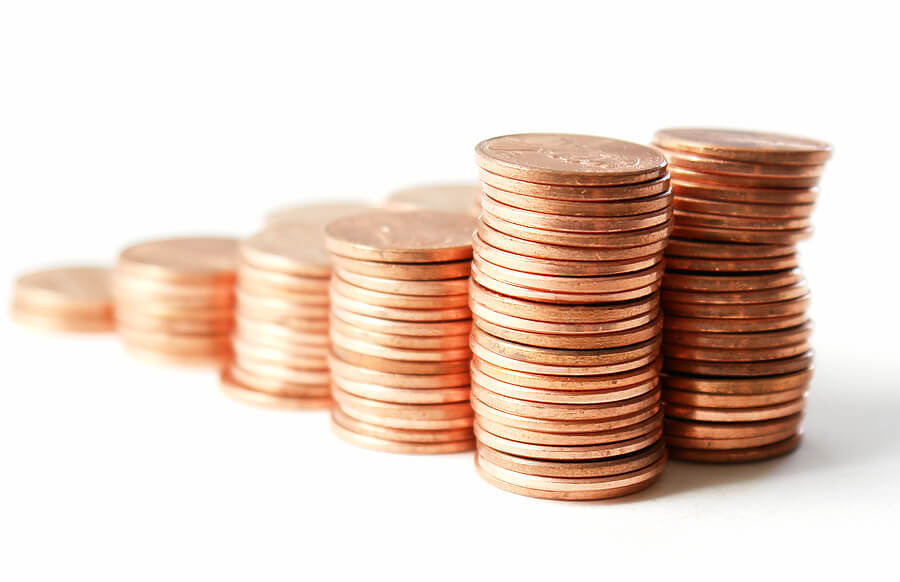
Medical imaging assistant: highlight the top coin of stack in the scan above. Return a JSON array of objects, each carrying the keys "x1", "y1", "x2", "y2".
[
  {"x1": 470, "y1": 133, "x2": 673, "y2": 500},
  {"x1": 263, "y1": 202, "x2": 378, "y2": 228},
  {"x1": 651, "y1": 128, "x2": 832, "y2": 463},
  {"x1": 383, "y1": 183, "x2": 482, "y2": 217},
  {"x1": 324, "y1": 210, "x2": 477, "y2": 454},
  {"x1": 12, "y1": 266, "x2": 114, "y2": 332},
  {"x1": 114, "y1": 237, "x2": 238, "y2": 366},
  {"x1": 222, "y1": 203, "x2": 370, "y2": 409}
]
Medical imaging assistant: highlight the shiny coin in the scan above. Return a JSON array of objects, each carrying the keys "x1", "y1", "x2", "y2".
[
  {"x1": 668, "y1": 433, "x2": 801, "y2": 463},
  {"x1": 332, "y1": 407, "x2": 473, "y2": 443},
  {"x1": 473, "y1": 423, "x2": 663, "y2": 461},
  {"x1": 474, "y1": 356, "x2": 661, "y2": 391},
  {"x1": 329, "y1": 254, "x2": 471, "y2": 280},
  {"x1": 662, "y1": 368, "x2": 813, "y2": 395},
  {"x1": 329, "y1": 353, "x2": 469, "y2": 389},
  {"x1": 329, "y1": 328, "x2": 470, "y2": 362},
  {"x1": 117, "y1": 237, "x2": 238, "y2": 282},
  {"x1": 482, "y1": 194, "x2": 673, "y2": 233},
  {"x1": 332, "y1": 374, "x2": 469, "y2": 405},
  {"x1": 330, "y1": 345, "x2": 470, "y2": 374},
  {"x1": 663, "y1": 414, "x2": 803, "y2": 439},
  {"x1": 476, "y1": 440, "x2": 666, "y2": 478},
  {"x1": 330, "y1": 275, "x2": 468, "y2": 309},
  {"x1": 239, "y1": 223, "x2": 335, "y2": 277},
  {"x1": 481, "y1": 182, "x2": 672, "y2": 216},
  {"x1": 331, "y1": 419, "x2": 474, "y2": 454},
  {"x1": 653, "y1": 127, "x2": 832, "y2": 164},
  {"x1": 333, "y1": 266, "x2": 468, "y2": 296},
  {"x1": 479, "y1": 168, "x2": 671, "y2": 201},
  {"x1": 664, "y1": 351, "x2": 813, "y2": 377},
  {"x1": 665, "y1": 397, "x2": 807, "y2": 422}
]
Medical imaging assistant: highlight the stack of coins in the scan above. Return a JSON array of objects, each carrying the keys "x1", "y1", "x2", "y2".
[
  {"x1": 114, "y1": 237, "x2": 238, "y2": 366},
  {"x1": 12, "y1": 266, "x2": 114, "y2": 332},
  {"x1": 651, "y1": 128, "x2": 832, "y2": 463},
  {"x1": 470, "y1": 133, "x2": 672, "y2": 500},
  {"x1": 263, "y1": 202, "x2": 373, "y2": 228},
  {"x1": 383, "y1": 183, "x2": 482, "y2": 217},
  {"x1": 324, "y1": 210, "x2": 477, "y2": 454},
  {"x1": 221, "y1": 218, "x2": 355, "y2": 409}
]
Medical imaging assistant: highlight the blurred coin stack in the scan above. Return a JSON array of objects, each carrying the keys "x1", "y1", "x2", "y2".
[
  {"x1": 470, "y1": 133, "x2": 672, "y2": 500},
  {"x1": 383, "y1": 183, "x2": 482, "y2": 217},
  {"x1": 114, "y1": 237, "x2": 238, "y2": 366},
  {"x1": 324, "y1": 210, "x2": 477, "y2": 454},
  {"x1": 651, "y1": 128, "x2": 832, "y2": 463},
  {"x1": 12, "y1": 266, "x2": 114, "y2": 332}
]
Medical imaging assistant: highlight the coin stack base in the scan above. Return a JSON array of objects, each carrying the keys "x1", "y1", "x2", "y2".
[
  {"x1": 12, "y1": 266, "x2": 114, "y2": 333},
  {"x1": 653, "y1": 128, "x2": 832, "y2": 463}
]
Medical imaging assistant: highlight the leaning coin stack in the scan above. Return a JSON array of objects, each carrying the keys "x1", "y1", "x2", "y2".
[
  {"x1": 470, "y1": 133, "x2": 672, "y2": 500},
  {"x1": 114, "y1": 237, "x2": 238, "y2": 366},
  {"x1": 383, "y1": 183, "x2": 482, "y2": 217},
  {"x1": 651, "y1": 128, "x2": 832, "y2": 463},
  {"x1": 12, "y1": 266, "x2": 114, "y2": 332},
  {"x1": 324, "y1": 210, "x2": 477, "y2": 454}
]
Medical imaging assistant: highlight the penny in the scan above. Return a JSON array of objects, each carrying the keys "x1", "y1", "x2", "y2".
[
  {"x1": 236, "y1": 286, "x2": 329, "y2": 308},
  {"x1": 236, "y1": 316, "x2": 329, "y2": 346},
  {"x1": 672, "y1": 178, "x2": 819, "y2": 204},
  {"x1": 329, "y1": 316, "x2": 469, "y2": 349},
  {"x1": 663, "y1": 341, "x2": 810, "y2": 363},
  {"x1": 332, "y1": 375, "x2": 470, "y2": 405},
  {"x1": 662, "y1": 282, "x2": 809, "y2": 305},
  {"x1": 662, "y1": 368, "x2": 813, "y2": 395},
  {"x1": 473, "y1": 423, "x2": 664, "y2": 461},
  {"x1": 474, "y1": 356, "x2": 662, "y2": 391},
  {"x1": 665, "y1": 238, "x2": 794, "y2": 259},
  {"x1": 476, "y1": 440, "x2": 666, "y2": 478},
  {"x1": 264, "y1": 201, "x2": 371, "y2": 227},
  {"x1": 221, "y1": 372, "x2": 331, "y2": 409},
  {"x1": 474, "y1": 314, "x2": 663, "y2": 350},
  {"x1": 663, "y1": 254, "x2": 799, "y2": 273},
  {"x1": 663, "y1": 385, "x2": 808, "y2": 408},
  {"x1": 674, "y1": 209, "x2": 812, "y2": 231},
  {"x1": 476, "y1": 411, "x2": 662, "y2": 446},
  {"x1": 478, "y1": 221, "x2": 670, "y2": 261},
  {"x1": 664, "y1": 414, "x2": 803, "y2": 439},
  {"x1": 479, "y1": 168, "x2": 671, "y2": 201},
  {"x1": 324, "y1": 210, "x2": 476, "y2": 263},
  {"x1": 330, "y1": 329, "x2": 470, "y2": 362},
  {"x1": 330, "y1": 304, "x2": 472, "y2": 336},
  {"x1": 328, "y1": 354, "x2": 469, "y2": 388},
  {"x1": 482, "y1": 183, "x2": 672, "y2": 216},
  {"x1": 113, "y1": 276, "x2": 235, "y2": 307},
  {"x1": 476, "y1": 133, "x2": 668, "y2": 186},
  {"x1": 475, "y1": 453, "x2": 665, "y2": 500},
  {"x1": 383, "y1": 183, "x2": 481, "y2": 216},
  {"x1": 335, "y1": 400, "x2": 474, "y2": 431},
  {"x1": 666, "y1": 428, "x2": 798, "y2": 450},
  {"x1": 115, "y1": 310, "x2": 233, "y2": 334},
  {"x1": 332, "y1": 408, "x2": 473, "y2": 443},
  {"x1": 663, "y1": 322, "x2": 813, "y2": 349},
  {"x1": 672, "y1": 223, "x2": 813, "y2": 245},
  {"x1": 333, "y1": 266, "x2": 469, "y2": 296},
  {"x1": 471, "y1": 383, "x2": 660, "y2": 421},
  {"x1": 659, "y1": 148, "x2": 825, "y2": 178},
  {"x1": 13, "y1": 309, "x2": 114, "y2": 333},
  {"x1": 474, "y1": 233, "x2": 661, "y2": 277},
  {"x1": 330, "y1": 345, "x2": 470, "y2": 374},
  {"x1": 332, "y1": 387, "x2": 473, "y2": 420},
  {"x1": 236, "y1": 357, "x2": 331, "y2": 385},
  {"x1": 230, "y1": 365, "x2": 331, "y2": 397},
  {"x1": 662, "y1": 269, "x2": 804, "y2": 292},
  {"x1": 331, "y1": 419, "x2": 474, "y2": 454},
  {"x1": 237, "y1": 306, "x2": 330, "y2": 331},
  {"x1": 14, "y1": 266, "x2": 112, "y2": 317},
  {"x1": 662, "y1": 294, "x2": 811, "y2": 319},
  {"x1": 117, "y1": 237, "x2": 238, "y2": 282},
  {"x1": 238, "y1": 263, "x2": 331, "y2": 293},
  {"x1": 329, "y1": 254, "x2": 471, "y2": 281},
  {"x1": 673, "y1": 196, "x2": 815, "y2": 219},
  {"x1": 118, "y1": 327, "x2": 231, "y2": 352},
  {"x1": 233, "y1": 337, "x2": 329, "y2": 369},
  {"x1": 330, "y1": 288, "x2": 471, "y2": 322},
  {"x1": 673, "y1": 168, "x2": 820, "y2": 189},
  {"x1": 664, "y1": 351, "x2": 813, "y2": 377},
  {"x1": 653, "y1": 128, "x2": 832, "y2": 164},
  {"x1": 664, "y1": 312, "x2": 808, "y2": 333},
  {"x1": 482, "y1": 194, "x2": 673, "y2": 233},
  {"x1": 481, "y1": 211, "x2": 673, "y2": 249},
  {"x1": 668, "y1": 434, "x2": 801, "y2": 463},
  {"x1": 330, "y1": 275, "x2": 468, "y2": 309},
  {"x1": 665, "y1": 398, "x2": 807, "y2": 422},
  {"x1": 123, "y1": 344, "x2": 230, "y2": 367},
  {"x1": 239, "y1": 223, "x2": 335, "y2": 277}
]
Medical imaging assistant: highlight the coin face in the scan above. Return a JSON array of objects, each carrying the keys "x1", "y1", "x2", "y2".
[
  {"x1": 118, "y1": 237, "x2": 238, "y2": 280},
  {"x1": 240, "y1": 224, "x2": 333, "y2": 277},
  {"x1": 14, "y1": 266, "x2": 112, "y2": 315},
  {"x1": 476, "y1": 133, "x2": 668, "y2": 186},
  {"x1": 653, "y1": 128, "x2": 832, "y2": 164}
]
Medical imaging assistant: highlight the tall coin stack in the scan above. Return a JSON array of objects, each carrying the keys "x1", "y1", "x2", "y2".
[
  {"x1": 114, "y1": 237, "x2": 238, "y2": 366},
  {"x1": 651, "y1": 128, "x2": 832, "y2": 463},
  {"x1": 324, "y1": 210, "x2": 477, "y2": 454},
  {"x1": 470, "y1": 134, "x2": 672, "y2": 500}
]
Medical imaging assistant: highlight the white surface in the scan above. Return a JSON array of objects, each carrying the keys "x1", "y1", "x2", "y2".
[{"x1": 1, "y1": 1, "x2": 897, "y2": 580}]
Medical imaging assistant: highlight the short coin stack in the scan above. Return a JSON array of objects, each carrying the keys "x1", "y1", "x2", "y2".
[
  {"x1": 12, "y1": 266, "x2": 114, "y2": 332},
  {"x1": 383, "y1": 183, "x2": 482, "y2": 217},
  {"x1": 324, "y1": 210, "x2": 477, "y2": 454},
  {"x1": 471, "y1": 133, "x2": 672, "y2": 500},
  {"x1": 114, "y1": 237, "x2": 238, "y2": 366},
  {"x1": 651, "y1": 128, "x2": 832, "y2": 462}
]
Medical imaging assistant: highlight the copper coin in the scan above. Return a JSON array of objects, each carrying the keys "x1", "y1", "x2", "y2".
[
  {"x1": 469, "y1": 280, "x2": 658, "y2": 324},
  {"x1": 479, "y1": 168, "x2": 671, "y2": 201},
  {"x1": 324, "y1": 210, "x2": 476, "y2": 263},
  {"x1": 662, "y1": 269, "x2": 804, "y2": 292},
  {"x1": 263, "y1": 201, "x2": 371, "y2": 227},
  {"x1": 664, "y1": 351, "x2": 813, "y2": 377},
  {"x1": 482, "y1": 182, "x2": 672, "y2": 216},
  {"x1": 481, "y1": 211, "x2": 673, "y2": 249},
  {"x1": 329, "y1": 316, "x2": 469, "y2": 349},
  {"x1": 118, "y1": 327, "x2": 231, "y2": 352},
  {"x1": 113, "y1": 297, "x2": 234, "y2": 320},
  {"x1": 221, "y1": 371, "x2": 331, "y2": 409},
  {"x1": 475, "y1": 452, "x2": 665, "y2": 500},
  {"x1": 476, "y1": 133, "x2": 668, "y2": 186},
  {"x1": 329, "y1": 254, "x2": 471, "y2": 281},
  {"x1": 664, "y1": 312, "x2": 808, "y2": 333},
  {"x1": 334, "y1": 399, "x2": 473, "y2": 431},
  {"x1": 474, "y1": 314, "x2": 663, "y2": 350},
  {"x1": 117, "y1": 237, "x2": 238, "y2": 282},
  {"x1": 473, "y1": 232, "x2": 661, "y2": 277},
  {"x1": 660, "y1": 148, "x2": 825, "y2": 178},
  {"x1": 472, "y1": 339, "x2": 658, "y2": 377},
  {"x1": 668, "y1": 433, "x2": 801, "y2": 463},
  {"x1": 236, "y1": 286, "x2": 329, "y2": 308},
  {"x1": 332, "y1": 374, "x2": 469, "y2": 405},
  {"x1": 238, "y1": 263, "x2": 330, "y2": 294},
  {"x1": 478, "y1": 221, "x2": 670, "y2": 261},
  {"x1": 664, "y1": 386, "x2": 807, "y2": 408},
  {"x1": 471, "y1": 361, "x2": 657, "y2": 405},
  {"x1": 383, "y1": 183, "x2": 481, "y2": 216},
  {"x1": 236, "y1": 316, "x2": 329, "y2": 347},
  {"x1": 482, "y1": 194, "x2": 673, "y2": 233},
  {"x1": 330, "y1": 287, "x2": 470, "y2": 322},
  {"x1": 333, "y1": 266, "x2": 469, "y2": 296},
  {"x1": 476, "y1": 410, "x2": 662, "y2": 446},
  {"x1": 331, "y1": 419, "x2": 474, "y2": 454},
  {"x1": 329, "y1": 329, "x2": 470, "y2": 362},
  {"x1": 330, "y1": 275, "x2": 468, "y2": 309},
  {"x1": 236, "y1": 356, "x2": 331, "y2": 385},
  {"x1": 330, "y1": 304, "x2": 472, "y2": 337},
  {"x1": 671, "y1": 177, "x2": 819, "y2": 204},
  {"x1": 663, "y1": 341, "x2": 810, "y2": 363},
  {"x1": 14, "y1": 265, "x2": 112, "y2": 317},
  {"x1": 662, "y1": 294, "x2": 810, "y2": 319},
  {"x1": 662, "y1": 368, "x2": 813, "y2": 395},
  {"x1": 328, "y1": 353, "x2": 469, "y2": 388},
  {"x1": 233, "y1": 337, "x2": 329, "y2": 369},
  {"x1": 476, "y1": 440, "x2": 666, "y2": 478},
  {"x1": 471, "y1": 261, "x2": 658, "y2": 305},
  {"x1": 665, "y1": 238, "x2": 794, "y2": 259},
  {"x1": 672, "y1": 223, "x2": 813, "y2": 245},
  {"x1": 115, "y1": 310, "x2": 233, "y2": 334},
  {"x1": 653, "y1": 128, "x2": 832, "y2": 164},
  {"x1": 673, "y1": 209, "x2": 812, "y2": 231},
  {"x1": 665, "y1": 428, "x2": 798, "y2": 450},
  {"x1": 672, "y1": 168, "x2": 820, "y2": 189},
  {"x1": 472, "y1": 382, "x2": 660, "y2": 421},
  {"x1": 664, "y1": 413, "x2": 803, "y2": 439},
  {"x1": 332, "y1": 408, "x2": 473, "y2": 443},
  {"x1": 239, "y1": 224, "x2": 334, "y2": 277},
  {"x1": 474, "y1": 356, "x2": 661, "y2": 391},
  {"x1": 673, "y1": 195, "x2": 814, "y2": 219},
  {"x1": 665, "y1": 398, "x2": 807, "y2": 422},
  {"x1": 12, "y1": 309, "x2": 114, "y2": 333},
  {"x1": 230, "y1": 364, "x2": 331, "y2": 397},
  {"x1": 664, "y1": 254, "x2": 800, "y2": 273},
  {"x1": 663, "y1": 322, "x2": 812, "y2": 349},
  {"x1": 237, "y1": 307, "x2": 329, "y2": 333},
  {"x1": 330, "y1": 345, "x2": 470, "y2": 374},
  {"x1": 113, "y1": 276, "x2": 235, "y2": 307},
  {"x1": 662, "y1": 282, "x2": 809, "y2": 305},
  {"x1": 474, "y1": 423, "x2": 664, "y2": 461},
  {"x1": 123, "y1": 344, "x2": 230, "y2": 367},
  {"x1": 332, "y1": 387, "x2": 473, "y2": 421}
]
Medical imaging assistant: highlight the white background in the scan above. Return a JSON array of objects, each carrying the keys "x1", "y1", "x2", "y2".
[{"x1": 1, "y1": 1, "x2": 897, "y2": 580}]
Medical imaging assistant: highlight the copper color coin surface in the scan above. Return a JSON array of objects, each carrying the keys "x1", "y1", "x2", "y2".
[
  {"x1": 669, "y1": 434, "x2": 801, "y2": 463},
  {"x1": 673, "y1": 167, "x2": 820, "y2": 189},
  {"x1": 476, "y1": 411, "x2": 662, "y2": 446},
  {"x1": 332, "y1": 419, "x2": 474, "y2": 454},
  {"x1": 662, "y1": 269, "x2": 804, "y2": 292},
  {"x1": 481, "y1": 211, "x2": 673, "y2": 249},
  {"x1": 117, "y1": 327, "x2": 231, "y2": 352},
  {"x1": 324, "y1": 210, "x2": 476, "y2": 263},
  {"x1": 662, "y1": 282, "x2": 809, "y2": 305},
  {"x1": 124, "y1": 344, "x2": 230, "y2": 367},
  {"x1": 383, "y1": 183, "x2": 481, "y2": 216},
  {"x1": 330, "y1": 345, "x2": 470, "y2": 374},
  {"x1": 329, "y1": 254, "x2": 471, "y2": 281},
  {"x1": 673, "y1": 196, "x2": 815, "y2": 219},
  {"x1": 330, "y1": 304, "x2": 472, "y2": 337},
  {"x1": 14, "y1": 266, "x2": 112, "y2": 316},
  {"x1": 333, "y1": 266, "x2": 469, "y2": 296},
  {"x1": 474, "y1": 356, "x2": 661, "y2": 391},
  {"x1": 13, "y1": 309, "x2": 114, "y2": 333},
  {"x1": 117, "y1": 237, "x2": 238, "y2": 282},
  {"x1": 236, "y1": 357, "x2": 331, "y2": 385},
  {"x1": 653, "y1": 128, "x2": 832, "y2": 164},
  {"x1": 229, "y1": 365, "x2": 331, "y2": 397},
  {"x1": 471, "y1": 382, "x2": 660, "y2": 421},
  {"x1": 332, "y1": 408, "x2": 473, "y2": 443},
  {"x1": 329, "y1": 329, "x2": 470, "y2": 362},
  {"x1": 471, "y1": 395, "x2": 660, "y2": 434},
  {"x1": 330, "y1": 275, "x2": 468, "y2": 309},
  {"x1": 236, "y1": 316, "x2": 329, "y2": 346},
  {"x1": 664, "y1": 414, "x2": 803, "y2": 439},
  {"x1": 672, "y1": 177, "x2": 819, "y2": 205},
  {"x1": 663, "y1": 313, "x2": 808, "y2": 333},
  {"x1": 476, "y1": 440, "x2": 666, "y2": 478},
  {"x1": 330, "y1": 288, "x2": 471, "y2": 322},
  {"x1": 482, "y1": 183, "x2": 672, "y2": 216},
  {"x1": 665, "y1": 398, "x2": 807, "y2": 422},
  {"x1": 233, "y1": 338, "x2": 328, "y2": 369},
  {"x1": 661, "y1": 149, "x2": 825, "y2": 178},
  {"x1": 239, "y1": 224, "x2": 334, "y2": 277},
  {"x1": 329, "y1": 354, "x2": 469, "y2": 388},
  {"x1": 665, "y1": 428, "x2": 798, "y2": 450},
  {"x1": 664, "y1": 351, "x2": 814, "y2": 377},
  {"x1": 663, "y1": 254, "x2": 799, "y2": 273},
  {"x1": 332, "y1": 388, "x2": 473, "y2": 421},
  {"x1": 329, "y1": 316, "x2": 469, "y2": 349},
  {"x1": 238, "y1": 264, "x2": 331, "y2": 293},
  {"x1": 672, "y1": 223, "x2": 813, "y2": 245},
  {"x1": 479, "y1": 168, "x2": 671, "y2": 201},
  {"x1": 332, "y1": 375, "x2": 469, "y2": 405},
  {"x1": 663, "y1": 341, "x2": 810, "y2": 363},
  {"x1": 663, "y1": 385, "x2": 807, "y2": 408},
  {"x1": 474, "y1": 423, "x2": 663, "y2": 461},
  {"x1": 673, "y1": 209, "x2": 811, "y2": 231},
  {"x1": 336, "y1": 402, "x2": 474, "y2": 431},
  {"x1": 476, "y1": 133, "x2": 668, "y2": 186},
  {"x1": 474, "y1": 314, "x2": 662, "y2": 350},
  {"x1": 663, "y1": 322, "x2": 813, "y2": 349},
  {"x1": 482, "y1": 194, "x2": 673, "y2": 233},
  {"x1": 662, "y1": 368, "x2": 813, "y2": 395},
  {"x1": 662, "y1": 294, "x2": 811, "y2": 319},
  {"x1": 665, "y1": 238, "x2": 794, "y2": 259},
  {"x1": 116, "y1": 310, "x2": 233, "y2": 334},
  {"x1": 221, "y1": 370, "x2": 331, "y2": 409},
  {"x1": 264, "y1": 202, "x2": 371, "y2": 227}
]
